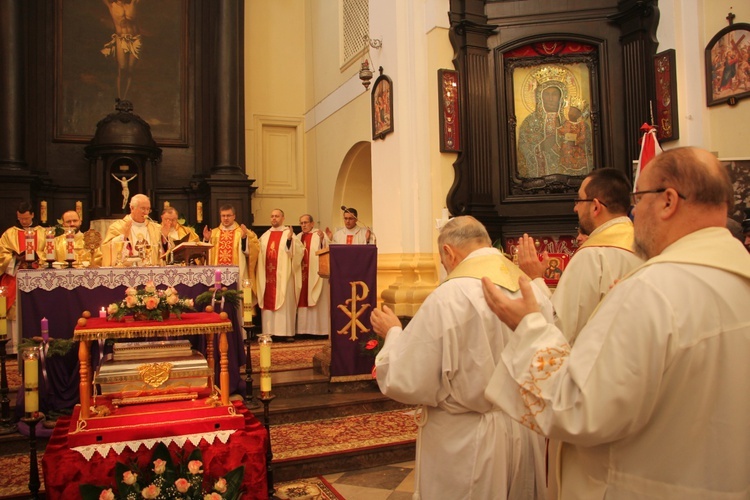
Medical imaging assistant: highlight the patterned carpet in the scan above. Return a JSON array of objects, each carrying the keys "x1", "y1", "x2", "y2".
[
  {"x1": 272, "y1": 409, "x2": 418, "y2": 462},
  {"x1": 275, "y1": 476, "x2": 345, "y2": 499},
  {"x1": 0, "y1": 453, "x2": 44, "y2": 498}
]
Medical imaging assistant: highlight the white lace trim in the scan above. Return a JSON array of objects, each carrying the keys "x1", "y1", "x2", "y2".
[
  {"x1": 17, "y1": 265, "x2": 239, "y2": 292},
  {"x1": 71, "y1": 429, "x2": 237, "y2": 461}
]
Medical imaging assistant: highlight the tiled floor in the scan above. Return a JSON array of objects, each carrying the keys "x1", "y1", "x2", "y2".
[{"x1": 322, "y1": 461, "x2": 415, "y2": 499}]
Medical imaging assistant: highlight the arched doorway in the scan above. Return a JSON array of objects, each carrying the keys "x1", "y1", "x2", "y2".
[{"x1": 330, "y1": 141, "x2": 373, "y2": 227}]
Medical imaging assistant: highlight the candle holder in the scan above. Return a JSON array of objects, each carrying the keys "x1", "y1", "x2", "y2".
[
  {"x1": 0, "y1": 338, "x2": 17, "y2": 434},
  {"x1": 260, "y1": 393, "x2": 276, "y2": 499},
  {"x1": 20, "y1": 413, "x2": 43, "y2": 499},
  {"x1": 243, "y1": 324, "x2": 261, "y2": 409}
]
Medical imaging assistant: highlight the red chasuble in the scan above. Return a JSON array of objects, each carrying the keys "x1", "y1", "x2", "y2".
[
  {"x1": 216, "y1": 228, "x2": 237, "y2": 265},
  {"x1": 262, "y1": 231, "x2": 283, "y2": 310},
  {"x1": 298, "y1": 232, "x2": 312, "y2": 307}
]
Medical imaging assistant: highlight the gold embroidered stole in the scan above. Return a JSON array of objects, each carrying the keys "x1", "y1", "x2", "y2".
[
  {"x1": 444, "y1": 252, "x2": 525, "y2": 292},
  {"x1": 579, "y1": 219, "x2": 634, "y2": 252},
  {"x1": 216, "y1": 228, "x2": 237, "y2": 265}
]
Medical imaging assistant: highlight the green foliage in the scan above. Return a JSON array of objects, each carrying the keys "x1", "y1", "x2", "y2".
[{"x1": 194, "y1": 288, "x2": 243, "y2": 309}]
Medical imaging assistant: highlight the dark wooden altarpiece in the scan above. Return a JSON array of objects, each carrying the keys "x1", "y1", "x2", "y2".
[
  {"x1": 0, "y1": 0, "x2": 255, "y2": 232},
  {"x1": 446, "y1": 0, "x2": 660, "y2": 243}
]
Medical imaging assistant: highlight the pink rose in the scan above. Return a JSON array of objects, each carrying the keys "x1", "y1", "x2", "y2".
[
  {"x1": 153, "y1": 459, "x2": 166, "y2": 475},
  {"x1": 141, "y1": 484, "x2": 160, "y2": 499},
  {"x1": 144, "y1": 282, "x2": 156, "y2": 294},
  {"x1": 166, "y1": 287, "x2": 177, "y2": 296},
  {"x1": 125, "y1": 295, "x2": 138, "y2": 308},
  {"x1": 365, "y1": 339, "x2": 379, "y2": 350},
  {"x1": 174, "y1": 478, "x2": 190, "y2": 494},
  {"x1": 125, "y1": 287, "x2": 137, "y2": 296},
  {"x1": 122, "y1": 470, "x2": 138, "y2": 485},
  {"x1": 166, "y1": 294, "x2": 179, "y2": 306},
  {"x1": 144, "y1": 296, "x2": 160, "y2": 310},
  {"x1": 204, "y1": 493, "x2": 222, "y2": 500},
  {"x1": 213, "y1": 477, "x2": 227, "y2": 493},
  {"x1": 188, "y1": 460, "x2": 203, "y2": 475},
  {"x1": 371, "y1": 365, "x2": 377, "y2": 379},
  {"x1": 185, "y1": 299, "x2": 194, "y2": 308},
  {"x1": 99, "y1": 489, "x2": 115, "y2": 500},
  {"x1": 107, "y1": 303, "x2": 119, "y2": 315}
]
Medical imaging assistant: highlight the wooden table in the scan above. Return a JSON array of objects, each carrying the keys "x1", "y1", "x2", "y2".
[{"x1": 73, "y1": 312, "x2": 233, "y2": 419}]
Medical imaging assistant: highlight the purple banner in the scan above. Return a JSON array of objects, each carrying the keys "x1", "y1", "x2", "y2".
[{"x1": 329, "y1": 245, "x2": 377, "y2": 378}]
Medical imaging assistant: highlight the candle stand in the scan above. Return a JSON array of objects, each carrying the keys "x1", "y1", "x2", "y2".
[
  {"x1": 20, "y1": 413, "x2": 44, "y2": 499},
  {"x1": 243, "y1": 324, "x2": 261, "y2": 409},
  {"x1": 0, "y1": 338, "x2": 17, "y2": 434},
  {"x1": 260, "y1": 393, "x2": 276, "y2": 499}
]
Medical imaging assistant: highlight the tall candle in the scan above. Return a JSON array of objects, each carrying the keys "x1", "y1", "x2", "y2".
[
  {"x1": 259, "y1": 334, "x2": 272, "y2": 393},
  {"x1": 196, "y1": 202, "x2": 203, "y2": 223},
  {"x1": 65, "y1": 230, "x2": 75, "y2": 260},
  {"x1": 23, "y1": 349, "x2": 39, "y2": 413},
  {"x1": 260, "y1": 372, "x2": 272, "y2": 393},
  {"x1": 44, "y1": 229, "x2": 55, "y2": 261},
  {"x1": 40, "y1": 201, "x2": 48, "y2": 224},
  {"x1": 215, "y1": 269, "x2": 221, "y2": 288},
  {"x1": 0, "y1": 295, "x2": 6, "y2": 337},
  {"x1": 259, "y1": 342, "x2": 271, "y2": 368},
  {"x1": 41, "y1": 317, "x2": 49, "y2": 343},
  {"x1": 25, "y1": 229, "x2": 36, "y2": 262},
  {"x1": 75, "y1": 201, "x2": 83, "y2": 220},
  {"x1": 242, "y1": 280, "x2": 253, "y2": 324}
]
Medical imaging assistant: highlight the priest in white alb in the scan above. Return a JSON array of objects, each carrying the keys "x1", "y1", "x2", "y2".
[
  {"x1": 294, "y1": 214, "x2": 330, "y2": 336},
  {"x1": 102, "y1": 194, "x2": 163, "y2": 265},
  {"x1": 326, "y1": 207, "x2": 376, "y2": 245},
  {"x1": 372, "y1": 216, "x2": 551, "y2": 499},
  {"x1": 257, "y1": 209, "x2": 303, "y2": 340}
]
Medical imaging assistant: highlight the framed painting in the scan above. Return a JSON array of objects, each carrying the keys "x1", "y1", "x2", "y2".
[
  {"x1": 55, "y1": 0, "x2": 188, "y2": 145},
  {"x1": 654, "y1": 49, "x2": 679, "y2": 142},
  {"x1": 503, "y1": 47, "x2": 601, "y2": 195},
  {"x1": 705, "y1": 22, "x2": 750, "y2": 107},
  {"x1": 371, "y1": 72, "x2": 394, "y2": 140},
  {"x1": 438, "y1": 69, "x2": 461, "y2": 152}
]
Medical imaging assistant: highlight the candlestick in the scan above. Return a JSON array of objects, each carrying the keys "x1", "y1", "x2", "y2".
[
  {"x1": 75, "y1": 201, "x2": 83, "y2": 220},
  {"x1": 40, "y1": 201, "x2": 47, "y2": 224},
  {"x1": 196, "y1": 201, "x2": 203, "y2": 223},
  {"x1": 23, "y1": 348, "x2": 40, "y2": 414},
  {"x1": 24, "y1": 229, "x2": 36, "y2": 262},
  {"x1": 243, "y1": 325, "x2": 260, "y2": 409},
  {"x1": 260, "y1": 394, "x2": 276, "y2": 498},
  {"x1": 0, "y1": 291, "x2": 6, "y2": 337},
  {"x1": 258, "y1": 334, "x2": 273, "y2": 395},
  {"x1": 41, "y1": 318, "x2": 49, "y2": 343},
  {"x1": 163, "y1": 201, "x2": 170, "y2": 209},
  {"x1": 20, "y1": 412, "x2": 43, "y2": 498},
  {"x1": 242, "y1": 279, "x2": 253, "y2": 325},
  {"x1": 99, "y1": 307, "x2": 107, "y2": 318}
]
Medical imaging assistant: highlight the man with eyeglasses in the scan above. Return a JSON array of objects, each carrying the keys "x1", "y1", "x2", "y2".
[
  {"x1": 326, "y1": 207, "x2": 376, "y2": 245},
  {"x1": 103, "y1": 193, "x2": 163, "y2": 265},
  {"x1": 482, "y1": 147, "x2": 750, "y2": 499},
  {"x1": 294, "y1": 214, "x2": 330, "y2": 337},
  {"x1": 517, "y1": 168, "x2": 643, "y2": 345}
]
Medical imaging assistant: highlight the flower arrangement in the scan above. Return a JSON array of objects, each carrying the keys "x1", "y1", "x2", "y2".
[
  {"x1": 80, "y1": 442, "x2": 245, "y2": 500},
  {"x1": 107, "y1": 282, "x2": 194, "y2": 321}
]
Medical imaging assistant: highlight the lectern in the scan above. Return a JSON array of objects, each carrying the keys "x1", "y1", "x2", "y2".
[{"x1": 172, "y1": 242, "x2": 213, "y2": 265}]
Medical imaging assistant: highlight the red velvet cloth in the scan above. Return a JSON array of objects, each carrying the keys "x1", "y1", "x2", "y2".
[
  {"x1": 76, "y1": 312, "x2": 229, "y2": 332},
  {"x1": 42, "y1": 401, "x2": 268, "y2": 499}
]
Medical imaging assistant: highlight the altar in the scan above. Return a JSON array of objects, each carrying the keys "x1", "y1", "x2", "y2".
[{"x1": 15, "y1": 266, "x2": 247, "y2": 413}]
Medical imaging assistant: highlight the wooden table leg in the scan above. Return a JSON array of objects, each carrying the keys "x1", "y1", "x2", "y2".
[
  {"x1": 79, "y1": 340, "x2": 91, "y2": 419},
  {"x1": 206, "y1": 333, "x2": 215, "y2": 392},
  {"x1": 219, "y1": 331, "x2": 229, "y2": 406}
]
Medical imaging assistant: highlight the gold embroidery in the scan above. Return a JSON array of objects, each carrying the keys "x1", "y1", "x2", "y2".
[
  {"x1": 518, "y1": 345, "x2": 570, "y2": 432},
  {"x1": 336, "y1": 281, "x2": 371, "y2": 341},
  {"x1": 138, "y1": 362, "x2": 174, "y2": 388}
]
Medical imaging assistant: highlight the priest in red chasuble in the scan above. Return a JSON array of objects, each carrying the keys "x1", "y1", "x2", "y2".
[
  {"x1": 202, "y1": 204, "x2": 260, "y2": 302},
  {"x1": 294, "y1": 214, "x2": 330, "y2": 337},
  {"x1": 257, "y1": 209, "x2": 303, "y2": 340}
]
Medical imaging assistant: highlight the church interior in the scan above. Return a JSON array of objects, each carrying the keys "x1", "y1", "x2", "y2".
[{"x1": 0, "y1": 0, "x2": 748, "y2": 498}]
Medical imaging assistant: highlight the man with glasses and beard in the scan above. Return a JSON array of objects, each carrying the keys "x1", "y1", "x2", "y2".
[{"x1": 482, "y1": 147, "x2": 750, "y2": 499}]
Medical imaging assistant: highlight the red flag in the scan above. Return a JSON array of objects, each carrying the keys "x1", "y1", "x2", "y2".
[{"x1": 634, "y1": 123, "x2": 662, "y2": 191}]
